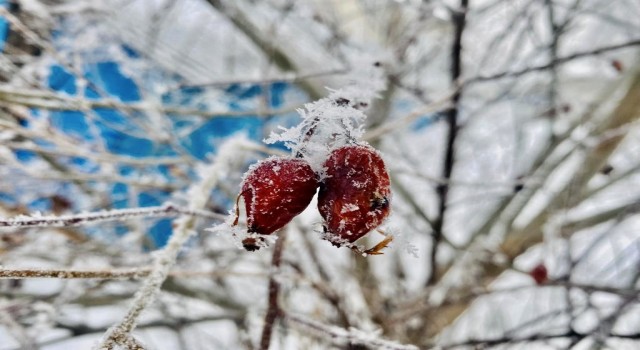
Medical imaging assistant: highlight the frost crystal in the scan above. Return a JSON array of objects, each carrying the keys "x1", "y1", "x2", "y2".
[{"x1": 265, "y1": 58, "x2": 386, "y2": 174}]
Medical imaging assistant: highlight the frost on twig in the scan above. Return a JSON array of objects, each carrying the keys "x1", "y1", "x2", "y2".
[
  {"x1": 0, "y1": 267, "x2": 150, "y2": 280},
  {"x1": 94, "y1": 136, "x2": 252, "y2": 350},
  {"x1": 285, "y1": 313, "x2": 419, "y2": 350},
  {"x1": 0, "y1": 305, "x2": 37, "y2": 350},
  {"x1": 265, "y1": 57, "x2": 386, "y2": 174},
  {"x1": 0, "y1": 204, "x2": 226, "y2": 228},
  {"x1": 0, "y1": 266, "x2": 268, "y2": 280}
]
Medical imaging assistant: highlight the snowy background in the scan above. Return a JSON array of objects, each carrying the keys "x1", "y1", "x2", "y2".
[{"x1": 0, "y1": 0, "x2": 639, "y2": 349}]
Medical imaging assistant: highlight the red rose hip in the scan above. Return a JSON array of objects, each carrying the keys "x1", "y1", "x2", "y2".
[
  {"x1": 318, "y1": 144, "x2": 391, "y2": 247},
  {"x1": 530, "y1": 263, "x2": 548, "y2": 285},
  {"x1": 237, "y1": 157, "x2": 318, "y2": 250}
]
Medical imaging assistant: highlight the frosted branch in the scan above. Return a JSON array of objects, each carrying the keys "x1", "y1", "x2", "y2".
[
  {"x1": 178, "y1": 67, "x2": 348, "y2": 89},
  {"x1": 0, "y1": 305, "x2": 36, "y2": 350},
  {"x1": 0, "y1": 203, "x2": 225, "y2": 229},
  {"x1": 0, "y1": 267, "x2": 266, "y2": 280},
  {"x1": 95, "y1": 137, "x2": 250, "y2": 349},
  {"x1": 0, "y1": 85, "x2": 299, "y2": 119},
  {"x1": 4, "y1": 141, "x2": 186, "y2": 166},
  {"x1": 465, "y1": 38, "x2": 640, "y2": 84},
  {"x1": 0, "y1": 147, "x2": 182, "y2": 190},
  {"x1": 363, "y1": 90, "x2": 455, "y2": 141},
  {"x1": 285, "y1": 313, "x2": 419, "y2": 350},
  {"x1": 0, "y1": 267, "x2": 150, "y2": 280}
]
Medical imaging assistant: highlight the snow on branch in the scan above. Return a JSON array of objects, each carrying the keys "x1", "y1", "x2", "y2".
[
  {"x1": 0, "y1": 203, "x2": 226, "y2": 229},
  {"x1": 95, "y1": 136, "x2": 252, "y2": 350},
  {"x1": 0, "y1": 267, "x2": 266, "y2": 280},
  {"x1": 285, "y1": 313, "x2": 419, "y2": 350},
  {"x1": 0, "y1": 85, "x2": 299, "y2": 119},
  {"x1": 0, "y1": 267, "x2": 150, "y2": 280}
]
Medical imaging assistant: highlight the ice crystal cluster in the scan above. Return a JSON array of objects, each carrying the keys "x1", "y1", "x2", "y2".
[{"x1": 266, "y1": 57, "x2": 386, "y2": 176}]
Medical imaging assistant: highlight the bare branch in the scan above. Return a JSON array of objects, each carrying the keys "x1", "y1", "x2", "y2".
[
  {"x1": 258, "y1": 230, "x2": 286, "y2": 350},
  {"x1": 178, "y1": 68, "x2": 348, "y2": 90},
  {"x1": 204, "y1": 0, "x2": 325, "y2": 100},
  {"x1": 285, "y1": 313, "x2": 419, "y2": 350},
  {"x1": 466, "y1": 38, "x2": 640, "y2": 84},
  {"x1": 0, "y1": 85, "x2": 300, "y2": 119},
  {"x1": 428, "y1": 0, "x2": 469, "y2": 286},
  {"x1": 438, "y1": 330, "x2": 640, "y2": 349}
]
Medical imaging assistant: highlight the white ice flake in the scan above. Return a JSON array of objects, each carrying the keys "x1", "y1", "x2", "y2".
[
  {"x1": 265, "y1": 57, "x2": 386, "y2": 175},
  {"x1": 341, "y1": 203, "x2": 359, "y2": 213}
]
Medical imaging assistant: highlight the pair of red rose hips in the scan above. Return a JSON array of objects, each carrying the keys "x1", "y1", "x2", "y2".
[{"x1": 235, "y1": 144, "x2": 391, "y2": 254}]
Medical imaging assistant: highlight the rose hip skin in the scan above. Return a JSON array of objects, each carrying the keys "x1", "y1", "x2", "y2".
[
  {"x1": 240, "y1": 158, "x2": 318, "y2": 240},
  {"x1": 318, "y1": 144, "x2": 391, "y2": 244}
]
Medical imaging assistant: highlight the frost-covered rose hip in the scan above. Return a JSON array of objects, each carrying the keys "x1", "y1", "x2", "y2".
[
  {"x1": 237, "y1": 157, "x2": 318, "y2": 250},
  {"x1": 318, "y1": 144, "x2": 391, "y2": 247}
]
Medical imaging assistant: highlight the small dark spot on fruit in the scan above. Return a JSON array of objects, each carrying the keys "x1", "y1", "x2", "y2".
[{"x1": 371, "y1": 196, "x2": 389, "y2": 211}]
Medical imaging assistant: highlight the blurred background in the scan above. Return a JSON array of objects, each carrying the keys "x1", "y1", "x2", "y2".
[{"x1": 0, "y1": 0, "x2": 639, "y2": 349}]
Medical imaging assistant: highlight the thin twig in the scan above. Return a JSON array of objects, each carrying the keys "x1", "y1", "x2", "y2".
[
  {"x1": 465, "y1": 38, "x2": 640, "y2": 84},
  {"x1": 0, "y1": 306, "x2": 36, "y2": 350},
  {"x1": 285, "y1": 313, "x2": 419, "y2": 350},
  {"x1": 259, "y1": 230, "x2": 286, "y2": 350},
  {"x1": 0, "y1": 203, "x2": 225, "y2": 228},
  {"x1": 427, "y1": 0, "x2": 468, "y2": 287},
  {"x1": 0, "y1": 85, "x2": 300, "y2": 119},
  {"x1": 363, "y1": 90, "x2": 454, "y2": 141},
  {"x1": 0, "y1": 267, "x2": 267, "y2": 280},
  {"x1": 178, "y1": 68, "x2": 348, "y2": 89},
  {"x1": 391, "y1": 279, "x2": 640, "y2": 325},
  {"x1": 204, "y1": 0, "x2": 324, "y2": 100},
  {"x1": 0, "y1": 267, "x2": 149, "y2": 280},
  {"x1": 3, "y1": 141, "x2": 185, "y2": 166},
  {"x1": 438, "y1": 330, "x2": 640, "y2": 349},
  {"x1": 95, "y1": 138, "x2": 246, "y2": 349}
]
